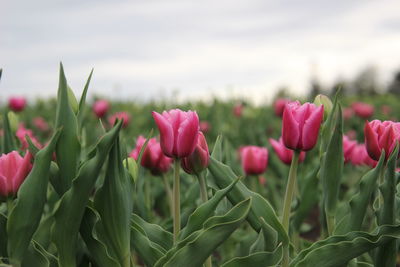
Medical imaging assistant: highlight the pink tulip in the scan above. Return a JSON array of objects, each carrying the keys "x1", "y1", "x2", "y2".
[
  {"x1": 130, "y1": 136, "x2": 173, "y2": 175},
  {"x1": 109, "y1": 112, "x2": 130, "y2": 128},
  {"x1": 16, "y1": 124, "x2": 42, "y2": 150},
  {"x1": 233, "y1": 104, "x2": 243, "y2": 117},
  {"x1": 343, "y1": 136, "x2": 357, "y2": 163},
  {"x1": 350, "y1": 144, "x2": 377, "y2": 168},
  {"x1": 282, "y1": 101, "x2": 324, "y2": 151},
  {"x1": 93, "y1": 100, "x2": 110, "y2": 118},
  {"x1": 199, "y1": 121, "x2": 211, "y2": 134},
  {"x1": 8, "y1": 97, "x2": 27, "y2": 112},
  {"x1": 273, "y1": 98, "x2": 290, "y2": 117},
  {"x1": 364, "y1": 120, "x2": 400, "y2": 161},
  {"x1": 152, "y1": 109, "x2": 199, "y2": 158},
  {"x1": 0, "y1": 151, "x2": 32, "y2": 197},
  {"x1": 352, "y1": 102, "x2": 374, "y2": 119},
  {"x1": 342, "y1": 108, "x2": 354, "y2": 121},
  {"x1": 181, "y1": 132, "x2": 209, "y2": 174},
  {"x1": 33, "y1": 117, "x2": 49, "y2": 132},
  {"x1": 240, "y1": 146, "x2": 268, "y2": 175},
  {"x1": 269, "y1": 137, "x2": 305, "y2": 165}
]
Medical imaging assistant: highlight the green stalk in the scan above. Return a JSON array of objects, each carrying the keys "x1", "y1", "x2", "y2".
[
  {"x1": 162, "y1": 174, "x2": 173, "y2": 217},
  {"x1": 7, "y1": 197, "x2": 14, "y2": 216},
  {"x1": 173, "y1": 159, "x2": 181, "y2": 243},
  {"x1": 197, "y1": 172, "x2": 212, "y2": 267},
  {"x1": 326, "y1": 214, "x2": 335, "y2": 236},
  {"x1": 281, "y1": 151, "x2": 300, "y2": 267},
  {"x1": 377, "y1": 164, "x2": 386, "y2": 209}
]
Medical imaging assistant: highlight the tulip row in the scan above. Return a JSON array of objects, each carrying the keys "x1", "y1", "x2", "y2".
[{"x1": 1, "y1": 65, "x2": 400, "y2": 267}]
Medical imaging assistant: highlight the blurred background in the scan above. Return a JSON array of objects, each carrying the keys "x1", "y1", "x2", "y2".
[{"x1": 1, "y1": 0, "x2": 400, "y2": 103}]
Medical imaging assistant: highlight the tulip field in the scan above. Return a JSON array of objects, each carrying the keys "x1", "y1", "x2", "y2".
[{"x1": 1, "y1": 65, "x2": 400, "y2": 267}]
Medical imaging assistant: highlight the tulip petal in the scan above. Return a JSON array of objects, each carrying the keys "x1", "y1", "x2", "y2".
[
  {"x1": 152, "y1": 111, "x2": 174, "y2": 157},
  {"x1": 269, "y1": 138, "x2": 291, "y2": 165},
  {"x1": 176, "y1": 111, "x2": 199, "y2": 157},
  {"x1": 364, "y1": 121, "x2": 382, "y2": 161},
  {"x1": 282, "y1": 105, "x2": 300, "y2": 150},
  {"x1": 0, "y1": 174, "x2": 7, "y2": 197},
  {"x1": 301, "y1": 105, "x2": 324, "y2": 151},
  {"x1": 12, "y1": 152, "x2": 32, "y2": 194}
]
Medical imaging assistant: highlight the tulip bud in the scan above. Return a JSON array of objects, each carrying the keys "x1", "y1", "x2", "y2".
[
  {"x1": 364, "y1": 120, "x2": 400, "y2": 161},
  {"x1": 16, "y1": 124, "x2": 42, "y2": 150},
  {"x1": 123, "y1": 157, "x2": 138, "y2": 182},
  {"x1": 352, "y1": 102, "x2": 374, "y2": 119},
  {"x1": 314, "y1": 94, "x2": 333, "y2": 117},
  {"x1": 269, "y1": 137, "x2": 305, "y2": 165},
  {"x1": 181, "y1": 132, "x2": 209, "y2": 175},
  {"x1": 199, "y1": 121, "x2": 211, "y2": 133},
  {"x1": 240, "y1": 146, "x2": 268, "y2": 175},
  {"x1": 8, "y1": 97, "x2": 26, "y2": 112},
  {"x1": 152, "y1": 109, "x2": 199, "y2": 158},
  {"x1": 273, "y1": 98, "x2": 290, "y2": 117},
  {"x1": 233, "y1": 104, "x2": 243, "y2": 117},
  {"x1": 93, "y1": 100, "x2": 110, "y2": 118},
  {"x1": 343, "y1": 136, "x2": 357, "y2": 163},
  {"x1": 0, "y1": 151, "x2": 32, "y2": 198},
  {"x1": 109, "y1": 112, "x2": 130, "y2": 128},
  {"x1": 282, "y1": 101, "x2": 324, "y2": 151},
  {"x1": 33, "y1": 117, "x2": 49, "y2": 132},
  {"x1": 8, "y1": 112, "x2": 19, "y2": 133}
]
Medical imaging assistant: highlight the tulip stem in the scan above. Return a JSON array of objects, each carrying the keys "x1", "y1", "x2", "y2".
[
  {"x1": 173, "y1": 159, "x2": 181, "y2": 243},
  {"x1": 7, "y1": 197, "x2": 14, "y2": 216},
  {"x1": 281, "y1": 151, "x2": 300, "y2": 267},
  {"x1": 197, "y1": 173, "x2": 212, "y2": 267},
  {"x1": 162, "y1": 174, "x2": 173, "y2": 217},
  {"x1": 377, "y1": 165, "x2": 386, "y2": 209}
]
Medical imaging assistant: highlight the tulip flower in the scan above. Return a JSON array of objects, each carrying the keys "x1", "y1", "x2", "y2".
[
  {"x1": 152, "y1": 109, "x2": 199, "y2": 158},
  {"x1": 0, "y1": 151, "x2": 32, "y2": 198},
  {"x1": 8, "y1": 97, "x2": 26, "y2": 112},
  {"x1": 240, "y1": 146, "x2": 268, "y2": 175},
  {"x1": 343, "y1": 136, "x2": 357, "y2": 163},
  {"x1": 109, "y1": 112, "x2": 130, "y2": 128},
  {"x1": 282, "y1": 101, "x2": 324, "y2": 151},
  {"x1": 350, "y1": 144, "x2": 377, "y2": 168},
  {"x1": 181, "y1": 132, "x2": 209, "y2": 175},
  {"x1": 16, "y1": 124, "x2": 42, "y2": 150},
  {"x1": 364, "y1": 120, "x2": 400, "y2": 161},
  {"x1": 233, "y1": 104, "x2": 243, "y2": 117},
  {"x1": 352, "y1": 102, "x2": 374, "y2": 119},
  {"x1": 269, "y1": 137, "x2": 305, "y2": 165},
  {"x1": 273, "y1": 98, "x2": 290, "y2": 117},
  {"x1": 130, "y1": 136, "x2": 172, "y2": 175},
  {"x1": 33, "y1": 117, "x2": 49, "y2": 132},
  {"x1": 199, "y1": 121, "x2": 211, "y2": 134},
  {"x1": 93, "y1": 100, "x2": 110, "y2": 118},
  {"x1": 342, "y1": 108, "x2": 354, "y2": 121}
]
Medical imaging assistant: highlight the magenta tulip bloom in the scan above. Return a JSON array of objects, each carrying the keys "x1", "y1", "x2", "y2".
[
  {"x1": 0, "y1": 151, "x2": 32, "y2": 197},
  {"x1": 16, "y1": 124, "x2": 42, "y2": 150},
  {"x1": 364, "y1": 120, "x2": 400, "y2": 161},
  {"x1": 8, "y1": 97, "x2": 27, "y2": 112},
  {"x1": 352, "y1": 102, "x2": 374, "y2": 119},
  {"x1": 350, "y1": 144, "x2": 377, "y2": 168},
  {"x1": 199, "y1": 121, "x2": 211, "y2": 134},
  {"x1": 273, "y1": 98, "x2": 290, "y2": 117},
  {"x1": 152, "y1": 109, "x2": 199, "y2": 158},
  {"x1": 343, "y1": 136, "x2": 357, "y2": 163},
  {"x1": 240, "y1": 146, "x2": 268, "y2": 175},
  {"x1": 269, "y1": 137, "x2": 305, "y2": 165},
  {"x1": 109, "y1": 112, "x2": 130, "y2": 128},
  {"x1": 130, "y1": 136, "x2": 172, "y2": 175},
  {"x1": 181, "y1": 132, "x2": 209, "y2": 175},
  {"x1": 93, "y1": 100, "x2": 110, "y2": 118},
  {"x1": 233, "y1": 104, "x2": 243, "y2": 117},
  {"x1": 282, "y1": 101, "x2": 324, "y2": 151},
  {"x1": 33, "y1": 117, "x2": 49, "y2": 132}
]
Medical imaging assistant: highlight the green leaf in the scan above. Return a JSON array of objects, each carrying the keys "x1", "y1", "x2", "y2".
[
  {"x1": 208, "y1": 157, "x2": 288, "y2": 245},
  {"x1": 321, "y1": 104, "x2": 343, "y2": 218},
  {"x1": 20, "y1": 241, "x2": 50, "y2": 267},
  {"x1": 54, "y1": 63, "x2": 81, "y2": 194},
  {"x1": 2, "y1": 111, "x2": 16, "y2": 153},
  {"x1": 221, "y1": 245, "x2": 283, "y2": 267},
  {"x1": 93, "y1": 136, "x2": 132, "y2": 267},
  {"x1": 7, "y1": 129, "x2": 61, "y2": 264},
  {"x1": 52, "y1": 121, "x2": 123, "y2": 267},
  {"x1": 259, "y1": 217, "x2": 278, "y2": 252},
  {"x1": 290, "y1": 224, "x2": 400, "y2": 267},
  {"x1": 335, "y1": 152, "x2": 385, "y2": 235},
  {"x1": 80, "y1": 206, "x2": 120, "y2": 267},
  {"x1": 131, "y1": 214, "x2": 173, "y2": 251},
  {"x1": 374, "y1": 144, "x2": 398, "y2": 267},
  {"x1": 77, "y1": 69, "x2": 94, "y2": 129},
  {"x1": 319, "y1": 89, "x2": 340, "y2": 154},
  {"x1": 155, "y1": 198, "x2": 252, "y2": 267},
  {"x1": 179, "y1": 177, "x2": 239, "y2": 240}
]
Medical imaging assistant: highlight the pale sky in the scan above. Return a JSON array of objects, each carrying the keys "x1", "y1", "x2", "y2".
[{"x1": 1, "y1": 0, "x2": 400, "y2": 104}]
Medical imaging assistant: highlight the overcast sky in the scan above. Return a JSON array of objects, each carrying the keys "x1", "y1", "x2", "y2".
[{"x1": 1, "y1": 0, "x2": 400, "y2": 103}]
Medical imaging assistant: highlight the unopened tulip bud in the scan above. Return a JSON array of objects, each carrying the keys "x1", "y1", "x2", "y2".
[
  {"x1": 109, "y1": 112, "x2": 130, "y2": 128},
  {"x1": 8, "y1": 97, "x2": 26, "y2": 112},
  {"x1": 181, "y1": 132, "x2": 209, "y2": 175},
  {"x1": 343, "y1": 136, "x2": 357, "y2": 163},
  {"x1": 269, "y1": 137, "x2": 305, "y2": 165},
  {"x1": 352, "y1": 102, "x2": 374, "y2": 119},
  {"x1": 314, "y1": 94, "x2": 333, "y2": 117},
  {"x1": 240, "y1": 146, "x2": 268, "y2": 175},
  {"x1": 93, "y1": 100, "x2": 110, "y2": 118},
  {"x1": 0, "y1": 151, "x2": 32, "y2": 197}
]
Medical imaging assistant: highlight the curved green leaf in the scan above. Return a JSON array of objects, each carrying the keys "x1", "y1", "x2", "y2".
[
  {"x1": 2, "y1": 111, "x2": 16, "y2": 154},
  {"x1": 221, "y1": 245, "x2": 282, "y2": 267},
  {"x1": 7, "y1": 130, "x2": 61, "y2": 264}
]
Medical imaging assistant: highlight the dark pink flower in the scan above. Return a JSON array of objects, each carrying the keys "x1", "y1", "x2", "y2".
[
  {"x1": 0, "y1": 151, "x2": 32, "y2": 197},
  {"x1": 16, "y1": 124, "x2": 42, "y2": 150},
  {"x1": 109, "y1": 112, "x2": 130, "y2": 128},
  {"x1": 93, "y1": 100, "x2": 110, "y2": 118},
  {"x1": 33, "y1": 117, "x2": 49, "y2": 132},
  {"x1": 8, "y1": 97, "x2": 27, "y2": 112},
  {"x1": 240, "y1": 146, "x2": 268, "y2": 175},
  {"x1": 181, "y1": 132, "x2": 209, "y2": 175},
  {"x1": 233, "y1": 104, "x2": 243, "y2": 117},
  {"x1": 269, "y1": 137, "x2": 305, "y2": 165},
  {"x1": 352, "y1": 102, "x2": 374, "y2": 119},
  {"x1": 273, "y1": 98, "x2": 290, "y2": 117},
  {"x1": 343, "y1": 136, "x2": 357, "y2": 163},
  {"x1": 199, "y1": 121, "x2": 211, "y2": 133}
]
